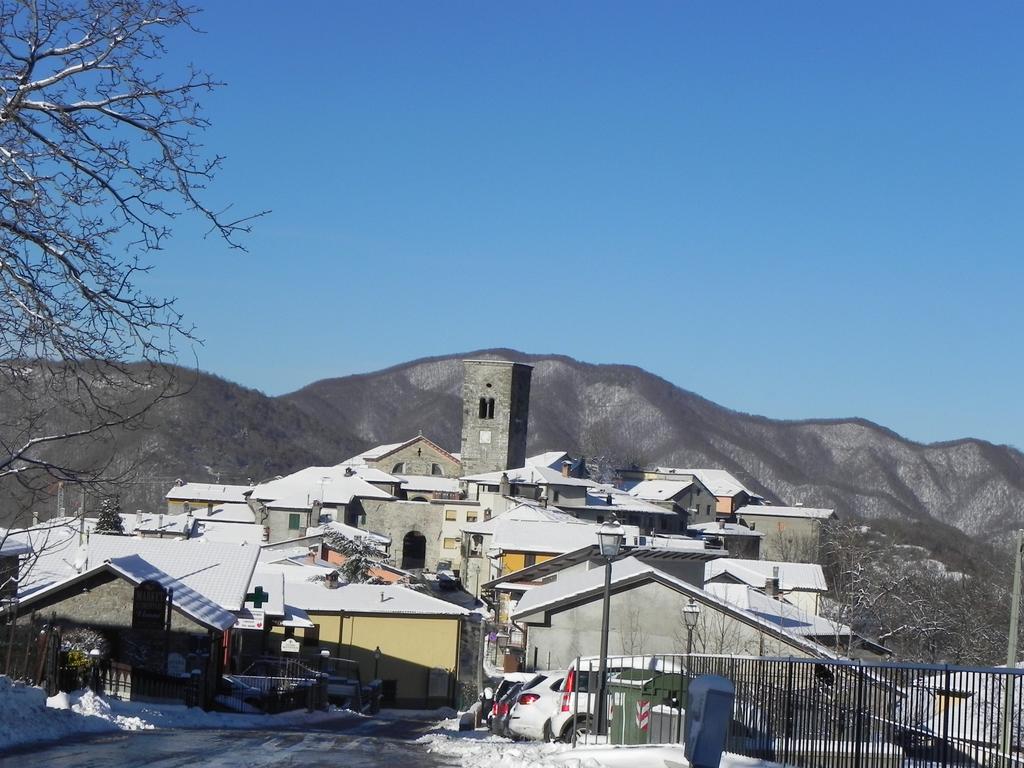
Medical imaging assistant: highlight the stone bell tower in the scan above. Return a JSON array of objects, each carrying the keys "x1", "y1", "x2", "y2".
[{"x1": 459, "y1": 359, "x2": 532, "y2": 477}]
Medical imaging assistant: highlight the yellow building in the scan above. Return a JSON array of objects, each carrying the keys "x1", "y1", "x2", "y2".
[{"x1": 266, "y1": 573, "x2": 471, "y2": 708}]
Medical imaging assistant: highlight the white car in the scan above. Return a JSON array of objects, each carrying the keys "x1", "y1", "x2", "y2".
[{"x1": 507, "y1": 672, "x2": 565, "y2": 741}]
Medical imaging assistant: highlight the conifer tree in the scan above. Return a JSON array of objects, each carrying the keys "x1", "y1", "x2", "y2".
[{"x1": 94, "y1": 497, "x2": 125, "y2": 535}]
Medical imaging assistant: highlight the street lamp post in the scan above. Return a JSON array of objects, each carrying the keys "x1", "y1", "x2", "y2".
[
  {"x1": 1001, "y1": 529, "x2": 1024, "y2": 760},
  {"x1": 595, "y1": 519, "x2": 624, "y2": 737},
  {"x1": 682, "y1": 598, "x2": 701, "y2": 657},
  {"x1": 373, "y1": 646, "x2": 382, "y2": 680}
]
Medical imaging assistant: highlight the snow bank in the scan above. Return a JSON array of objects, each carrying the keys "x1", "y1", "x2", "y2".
[
  {"x1": 0, "y1": 674, "x2": 359, "y2": 755},
  {"x1": 0, "y1": 677, "x2": 118, "y2": 753}
]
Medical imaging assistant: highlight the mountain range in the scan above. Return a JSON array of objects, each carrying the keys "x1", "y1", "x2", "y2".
[{"x1": 19, "y1": 350, "x2": 1024, "y2": 563}]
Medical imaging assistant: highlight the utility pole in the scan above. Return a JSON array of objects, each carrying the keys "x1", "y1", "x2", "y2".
[{"x1": 1001, "y1": 529, "x2": 1023, "y2": 762}]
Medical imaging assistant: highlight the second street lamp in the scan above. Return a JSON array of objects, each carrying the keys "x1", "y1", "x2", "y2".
[
  {"x1": 683, "y1": 598, "x2": 700, "y2": 657},
  {"x1": 595, "y1": 519, "x2": 624, "y2": 737}
]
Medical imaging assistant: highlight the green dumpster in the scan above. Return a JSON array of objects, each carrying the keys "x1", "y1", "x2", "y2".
[{"x1": 607, "y1": 669, "x2": 687, "y2": 745}]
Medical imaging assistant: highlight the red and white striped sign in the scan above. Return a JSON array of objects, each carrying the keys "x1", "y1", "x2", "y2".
[{"x1": 635, "y1": 699, "x2": 651, "y2": 731}]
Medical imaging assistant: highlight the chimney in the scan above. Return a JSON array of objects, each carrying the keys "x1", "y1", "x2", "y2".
[
  {"x1": 561, "y1": 460, "x2": 572, "y2": 478},
  {"x1": 499, "y1": 472, "x2": 511, "y2": 497},
  {"x1": 325, "y1": 571, "x2": 341, "y2": 590},
  {"x1": 766, "y1": 566, "x2": 781, "y2": 598},
  {"x1": 718, "y1": 519, "x2": 726, "y2": 530},
  {"x1": 539, "y1": 495, "x2": 548, "y2": 509},
  {"x1": 606, "y1": 494, "x2": 613, "y2": 506}
]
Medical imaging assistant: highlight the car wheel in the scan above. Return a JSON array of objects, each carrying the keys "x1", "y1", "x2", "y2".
[{"x1": 560, "y1": 716, "x2": 592, "y2": 742}]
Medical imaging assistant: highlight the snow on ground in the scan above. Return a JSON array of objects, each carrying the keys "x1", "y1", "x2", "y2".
[
  {"x1": 0, "y1": 677, "x2": 120, "y2": 753},
  {"x1": 420, "y1": 711, "x2": 787, "y2": 768},
  {"x1": 3, "y1": 672, "x2": 784, "y2": 768},
  {"x1": 0, "y1": 674, "x2": 359, "y2": 755}
]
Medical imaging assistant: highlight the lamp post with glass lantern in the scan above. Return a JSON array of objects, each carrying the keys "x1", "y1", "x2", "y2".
[
  {"x1": 373, "y1": 646, "x2": 382, "y2": 680},
  {"x1": 595, "y1": 519, "x2": 624, "y2": 737},
  {"x1": 683, "y1": 598, "x2": 700, "y2": 657}
]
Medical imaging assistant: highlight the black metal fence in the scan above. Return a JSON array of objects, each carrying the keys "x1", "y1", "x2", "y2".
[
  {"x1": 565, "y1": 653, "x2": 1024, "y2": 768},
  {"x1": 688, "y1": 655, "x2": 1024, "y2": 768},
  {"x1": 98, "y1": 662, "x2": 202, "y2": 707},
  {"x1": 216, "y1": 657, "x2": 328, "y2": 714}
]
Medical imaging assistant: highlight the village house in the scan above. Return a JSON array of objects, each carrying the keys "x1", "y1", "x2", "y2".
[
  {"x1": 704, "y1": 558, "x2": 829, "y2": 615},
  {"x1": 247, "y1": 465, "x2": 396, "y2": 544},
  {"x1": 510, "y1": 555, "x2": 878, "y2": 671},
  {"x1": 624, "y1": 477, "x2": 719, "y2": 527},
  {"x1": 618, "y1": 466, "x2": 764, "y2": 516},
  {"x1": 248, "y1": 559, "x2": 476, "y2": 708},
  {"x1": 165, "y1": 481, "x2": 252, "y2": 515},
  {"x1": 3, "y1": 530, "x2": 260, "y2": 707},
  {"x1": 689, "y1": 520, "x2": 764, "y2": 559},
  {"x1": 732, "y1": 503, "x2": 837, "y2": 561}
]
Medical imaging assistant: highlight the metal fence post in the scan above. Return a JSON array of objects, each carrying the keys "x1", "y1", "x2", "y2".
[
  {"x1": 784, "y1": 658, "x2": 795, "y2": 767},
  {"x1": 854, "y1": 661, "x2": 864, "y2": 768},
  {"x1": 941, "y1": 665, "x2": 951, "y2": 768}
]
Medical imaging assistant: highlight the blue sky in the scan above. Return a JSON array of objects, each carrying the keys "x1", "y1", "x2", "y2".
[{"x1": 149, "y1": 2, "x2": 1023, "y2": 448}]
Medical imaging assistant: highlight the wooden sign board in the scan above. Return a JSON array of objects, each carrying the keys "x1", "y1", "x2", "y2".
[{"x1": 132, "y1": 580, "x2": 168, "y2": 630}]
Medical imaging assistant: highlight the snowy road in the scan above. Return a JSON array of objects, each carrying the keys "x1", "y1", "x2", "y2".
[{"x1": 0, "y1": 717, "x2": 459, "y2": 768}]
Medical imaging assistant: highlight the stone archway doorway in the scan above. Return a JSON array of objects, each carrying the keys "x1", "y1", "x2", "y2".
[{"x1": 401, "y1": 531, "x2": 426, "y2": 570}]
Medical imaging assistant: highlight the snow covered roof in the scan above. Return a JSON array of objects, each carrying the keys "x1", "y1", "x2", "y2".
[
  {"x1": 582, "y1": 485, "x2": 677, "y2": 515},
  {"x1": 7, "y1": 518, "x2": 87, "y2": 593},
  {"x1": 310, "y1": 520, "x2": 390, "y2": 547},
  {"x1": 165, "y1": 482, "x2": 252, "y2": 504},
  {"x1": 0, "y1": 533, "x2": 32, "y2": 557},
  {"x1": 735, "y1": 504, "x2": 836, "y2": 520},
  {"x1": 395, "y1": 475, "x2": 460, "y2": 493},
  {"x1": 190, "y1": 503, "x2": 256, "y2": 524},
  {"x1": 341, "y1": 441, "x2": 406, "y2": 465},
  {"x1": 339, "y1": 435, "x2": 460, "y2": 467},
  {"x1": 512, "y1": 556, "x2": 837, "y2": 658},
  {"x1": 462, "y1": 464, "x2": 595, "y2": 488},
  {"x1": 705, "y1": 559, "x2": 828, "y2": 592},
  {"x1": 281, "y1": 604, "x2": 316, "y2": 628},
  {"x1": 339, "y1": 465, "x2": 402, "y2": 484},
  {"x1": 261, "y1": 563, "x2": 469, "y2": 616},
  {"x1": 655, "y1": 468, "x2": 753, "y2": 498},
  {"x1": 86, "y1": 535, "x2": 260, "y2": 612},
  {"x1": 189, "y1": 520, "x2": 266, "y2": 546},
  {"x1": 690, "y1": 522, "x2": 765, "y2": 538},
  {"x1": 462, "y1": 503, "x2": 642, "y2": 555},
  {"x1": 526, "y1": 451, "x2": 571, "y2": 470},
  {"x1": 124, "y1": 512, "x2": 191, "y2": 536},
  {"x1": 703, "y1": 582, "x2": 848, "y2": 639},
  {"x1": 628, "y1": 480, "x2": 696, "y2": 502},
  {"x1": 16, "y1": 555, "x2": 237, "y2": 631},
  {"x1": 108, "y1": 556, "x2": 236, "y2": 630},
  {"x1": 251, "y1": 465, "x2": 395, "y2": 508}
]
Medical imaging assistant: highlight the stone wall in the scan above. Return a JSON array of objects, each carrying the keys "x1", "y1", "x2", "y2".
[
  {"x1": 21, "y1": 572, "x2": 215, "y2": 673},
  {"x1": 358, "y1": 498, "x2": 446, "y2": 571}
]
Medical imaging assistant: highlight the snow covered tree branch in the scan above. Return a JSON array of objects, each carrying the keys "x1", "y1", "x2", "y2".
[{"x1": 0, "y1": 0, "x2": 264, "y2": 525}]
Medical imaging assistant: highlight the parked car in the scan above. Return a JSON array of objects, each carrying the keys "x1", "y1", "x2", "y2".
[
  {"x1": 507, "y1": 672, "x2": 565, "y2": 741},
  {"x1": 484, "y1": 672, "x2": 537, "y2": 728},
  {"x1": 489, "y1": 681, "x2": 525, "y2": 736},
  {"x1": 550, "y1": 655, "x2": 684, "y2": 742}
]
